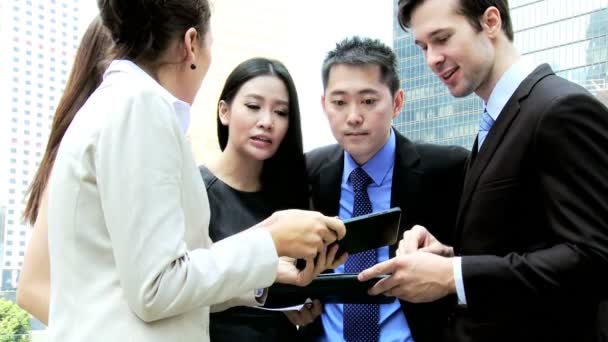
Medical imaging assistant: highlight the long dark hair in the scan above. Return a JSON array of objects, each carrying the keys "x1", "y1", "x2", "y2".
[
  {"x1": 23, "y1": 17, "x2": 113, "y2": 225},
  {"x1": 217, "y1": 58, "x2": 308, "y2": 210}
]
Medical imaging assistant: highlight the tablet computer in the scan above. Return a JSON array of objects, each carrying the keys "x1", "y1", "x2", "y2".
[
  {"x1": 337, "y1": 207, "x2": 402, "y2": 255},
  {"x1": 265, "y1": 273, "x2": 392, "y2": 308},
  {"x1": 296, "y1": 207, "x2": 402, "y2": 269}
]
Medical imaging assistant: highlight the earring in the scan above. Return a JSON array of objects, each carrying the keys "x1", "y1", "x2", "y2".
[{"x1": 190, "y1": 64, "x2": 197, "y2": 70}]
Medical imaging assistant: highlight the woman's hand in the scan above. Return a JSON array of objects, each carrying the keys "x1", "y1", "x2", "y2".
[
  {"x1": 284, "y1": 300, "x2": 323, "y2": 327},
  {"x1": 258, "y1": 210, "x2": 346, "y2": 259},
  {"x1": 275, "y1": 244, "x2": 348, "y2": 286}
]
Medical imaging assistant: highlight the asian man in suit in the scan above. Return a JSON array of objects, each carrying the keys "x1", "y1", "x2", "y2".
[
  {"x1": 298, "y1": 36, "x2": 469, "y2": 342},
  {"x1": 360, "y1": 1, "x2": 608, "y2": 341}
]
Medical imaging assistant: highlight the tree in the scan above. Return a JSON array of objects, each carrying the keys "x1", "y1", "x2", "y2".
[{"x1": 0, "y1": 299, "x2": 31, "y2": 342}]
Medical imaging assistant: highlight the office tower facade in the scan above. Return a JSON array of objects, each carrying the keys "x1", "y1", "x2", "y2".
[
  {"x1": 0, "y1": 206, "x2": 5, "y2": 271},
  {"x1": 0, "y1": 0, "x2": 84, "y2": 289},
  {"x1": 393, "y1": 0, "x2": 608, "y2": 148}
]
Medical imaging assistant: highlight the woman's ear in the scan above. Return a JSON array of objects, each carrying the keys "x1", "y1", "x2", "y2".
[
  {"x1": 218, "y1": 100, "x2": 230, "y2": 126},
  {"x1": 182, "y1": 27, "x2": 199, "y2": 65}
]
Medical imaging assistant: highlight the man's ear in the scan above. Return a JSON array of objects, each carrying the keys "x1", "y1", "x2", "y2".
[
  {"x1": 482, "y1": 6, "x2": 502, "y2": 39},
  {"x1": 392, "y1": 89, "x2": 405, "y2": 119},
  {"x1": 321, "y1": 95, "x2": 327, "y2": 116}
]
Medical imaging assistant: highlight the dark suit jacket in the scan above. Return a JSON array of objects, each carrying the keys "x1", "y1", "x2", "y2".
[
  {"x1": 302, "y1": 129, "x2": 469, "y2": 342},
  {"x1": 447, "y1": 64, "x2": 608, "y2": 342}
]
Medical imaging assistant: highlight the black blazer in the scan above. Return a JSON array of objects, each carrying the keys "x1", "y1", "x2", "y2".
[
  {"x1": 447, "y1": 64, "x2": 608, "y2": 342},
  {"x1": 303, "y1": 129, "x2": 469, "y2": 342}
]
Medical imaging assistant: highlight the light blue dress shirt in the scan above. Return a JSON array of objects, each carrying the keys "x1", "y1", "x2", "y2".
[
  {"x1": 319, "y1": 129, "x2": 413, "y2": 342},
  {"x1": 453, "y1": 60, "x2": 537, "y2": 305}
]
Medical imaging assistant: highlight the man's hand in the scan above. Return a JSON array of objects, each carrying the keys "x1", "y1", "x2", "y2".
[
  {"x1": 398, "y1": 225, "x2": 454, "y2": 257},
  {"x1": 358, "y1": 252, "x2": 456, "y2": 303},
  {"x1": 284, "y1": 300, "x2": 322, "y2": 326}
]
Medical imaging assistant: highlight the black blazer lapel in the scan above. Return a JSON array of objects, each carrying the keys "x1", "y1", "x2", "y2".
[
  {"x1": 455, "y1": 64, "x2": 555, "y2": 235},
  {"x1": 315, "y1": 153, "x2": 343, "y2": 217},
  {"x1": 390, "y1": 131, "x2": 422, "y2": 257}
]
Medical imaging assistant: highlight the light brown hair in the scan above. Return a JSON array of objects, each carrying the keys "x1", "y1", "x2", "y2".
[{"x1": 23, "y1": 17, "x2": 113, "y2": 225}]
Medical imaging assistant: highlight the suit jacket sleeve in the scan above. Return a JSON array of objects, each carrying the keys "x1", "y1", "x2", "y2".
[
  {"x1": 95, "y1": 90, "x2": 278, "y2": 322},
  {"x1": 461, "y1": 92, "x2": 608, "y2": 310}
]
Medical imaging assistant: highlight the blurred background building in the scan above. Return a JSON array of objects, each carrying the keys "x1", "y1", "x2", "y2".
[
  {"x1": 393, "y1": 0, "x2": 608, "y2": 148},
  {"x1": 0, "y1": 0, "x2": 88, "y2": 293}
]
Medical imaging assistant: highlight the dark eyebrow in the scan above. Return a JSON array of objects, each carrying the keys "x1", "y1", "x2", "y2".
[
  {"x1": 359, "y1": 89, "x2": 380, "y2": 96},
  {"x1": 328, "y1": 90, "x2": 347, "y2": 97},
  {"x1": 244, "y1": 94, "x2": 288, "y2": 106},
  {"x1": 328, "y1": 89, "x2": 380, "y2": 97},
  {"x1": 415, "y1": 28, "x2": 450, "y2": 45}
]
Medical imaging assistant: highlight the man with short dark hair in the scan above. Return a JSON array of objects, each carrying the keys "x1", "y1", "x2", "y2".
[
  {"x1": 300, "y1": 36, "x2": 468, "y2": 342},
  {"x1": 360, "y1": 1, "x2": 608, "y2": 341}
]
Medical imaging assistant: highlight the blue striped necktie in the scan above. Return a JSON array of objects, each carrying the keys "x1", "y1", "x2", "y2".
[
  {"x1": 343, "y1": 167, "x2": 379, "y2": 341},
  {"x1": 478, "y1": 109, "x2": 495, "y2": 150}
]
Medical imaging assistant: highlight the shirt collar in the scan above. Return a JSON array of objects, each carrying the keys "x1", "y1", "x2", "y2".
[
  {"x1": 344, "y1": 128, "x2": 396, "y2": 186},
  {"x1": 484, "y1": 59, "x2": 536, "y2": 122},
  {"x1": 104, "y1": 59, "x2": 192, "y2": 133}
]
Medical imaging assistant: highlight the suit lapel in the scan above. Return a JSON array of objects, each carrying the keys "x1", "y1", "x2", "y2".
[
  {"x1": 390, "y1": 131, "x2": 422, "y2": 257},
  {"x1": 316, "y1": 152, "x2": 343, "y2": 217},
  {"x1": 455, "y1": 64, "x2": 555, "y2": 235}
]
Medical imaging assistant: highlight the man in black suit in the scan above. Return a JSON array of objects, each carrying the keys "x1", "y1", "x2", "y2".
[
  {"x1": 292, "y1": 36, "x2": 468, "y2": 342},
  {"x1": 360, "y1": 1, "x2": 608, "y2": 341}
]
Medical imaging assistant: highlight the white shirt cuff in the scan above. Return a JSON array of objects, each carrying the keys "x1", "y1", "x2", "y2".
[
  {"x1": 452, "y1": 256, "x2": 467, "y2": 306},
  {"x1": 254, "y1": 288, "x2": 268, "y2": 304}
]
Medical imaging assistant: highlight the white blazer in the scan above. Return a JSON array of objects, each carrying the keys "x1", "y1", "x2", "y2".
[{"x1": 47, "y1": 60, "x2": 279, "y2": 341}]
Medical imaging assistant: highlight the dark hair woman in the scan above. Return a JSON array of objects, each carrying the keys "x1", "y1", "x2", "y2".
[{"x1": 202, "y1": 58, "x2": 345, "y2": 341}]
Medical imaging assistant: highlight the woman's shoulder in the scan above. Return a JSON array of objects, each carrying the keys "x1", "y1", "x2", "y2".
[{"x1": 198, "y1": 165, "x2": 218, "y2": 190}]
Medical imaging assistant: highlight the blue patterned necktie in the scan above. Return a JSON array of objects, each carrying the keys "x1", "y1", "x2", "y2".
[
  {"x1": 343, "y1": 167, "x2": 379, "y2": 342},
  {"x1": 478, "y1": 109, "x2": 495, "y2": 150}
]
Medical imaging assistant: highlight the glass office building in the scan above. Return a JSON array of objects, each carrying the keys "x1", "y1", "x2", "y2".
[{"x1": 393, "y1": 0, "x2": 608, "y2": 148}]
